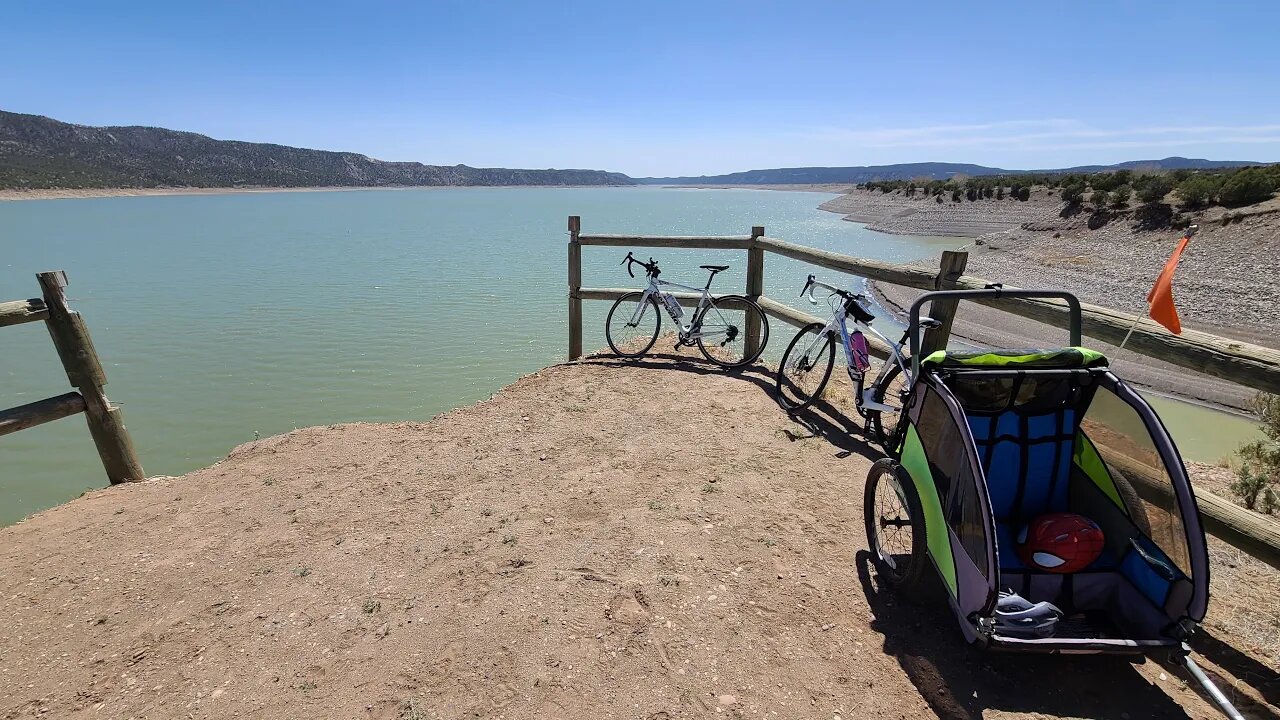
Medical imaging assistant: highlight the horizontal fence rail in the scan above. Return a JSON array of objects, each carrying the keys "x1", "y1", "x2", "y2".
[
  {"x1": 565, "y1": 215, "x2": 1280, "y2": 569},
  {"x1": 1, "y1": 271, "x2": 144, "y2": 485},
  {"x1": 0, "y1": 298, "x2": 49, "y2": 328}
]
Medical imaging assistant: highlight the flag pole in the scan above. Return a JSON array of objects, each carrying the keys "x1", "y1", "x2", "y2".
[
  {"x1": 1118, "y1": 224, "x2": 1197, "y2": 351},
  {"x1": 1117, "y1": 315, "x2": 1141, "y2": 351}
]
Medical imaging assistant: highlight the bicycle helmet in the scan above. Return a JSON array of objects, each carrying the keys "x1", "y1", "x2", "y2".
[
  {"x1": 1016, "y1": 512, "x2": 1105, "y2": 574},
  {"x1": 994, "y1": 591, "x2": 1062, "y2": 639}
]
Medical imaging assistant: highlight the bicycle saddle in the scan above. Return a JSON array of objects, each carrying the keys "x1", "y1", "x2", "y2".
[{"x1": 701, "y1": 264, "x2": 729, "y2": 273}]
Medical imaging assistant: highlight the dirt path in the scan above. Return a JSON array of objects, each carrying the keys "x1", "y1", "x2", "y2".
[{"x1": 1, "y1": 354, "x2": 1274, "y2": 719}]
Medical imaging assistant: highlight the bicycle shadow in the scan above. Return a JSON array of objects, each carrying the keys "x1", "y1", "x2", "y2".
[
  {"x1": 577, "y1": 350, "x2": 882, "y2": 458},
  {"x1": 854, "y1": 550, "x2": 1195, "y2": 719}
]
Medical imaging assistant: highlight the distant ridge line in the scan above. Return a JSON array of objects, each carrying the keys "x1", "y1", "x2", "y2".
[
  {"x1": 639, "y1": 158, "x2": 1267, "y2": 185},
  {"x1": 0, "y1": 110, "x2": 634, "y2": 190}
]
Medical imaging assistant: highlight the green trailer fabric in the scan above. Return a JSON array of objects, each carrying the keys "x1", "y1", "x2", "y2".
[
  {"x1": 922, "y1": 347, "x2": 1108, "y2": 370},
  {"x1": 900, "y1": 423, "x2": 959, "y2": 597}
]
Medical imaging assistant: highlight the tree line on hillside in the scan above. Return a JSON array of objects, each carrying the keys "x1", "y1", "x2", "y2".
[{"x1": 860, "y1": 164, "x2": 1280, "y2": 219}]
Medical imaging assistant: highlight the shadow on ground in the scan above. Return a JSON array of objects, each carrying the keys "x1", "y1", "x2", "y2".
[{"x1": 854, "y1": 550, "x2": 1197, "y2": 719}]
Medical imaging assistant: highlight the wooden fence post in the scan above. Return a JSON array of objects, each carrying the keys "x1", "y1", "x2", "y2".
[
  {"x1": 744, "y1": 225, "x2": 766, "y2": 359},
  {"x1": 919, "y1": 250, "x2": 969, "y2": 357},
  {"x1": 36, "y1": 271, "x2": 144, "y2": 484},
  {"x1": 567, "y1": 216, "x2": 583, "y2": 361}
]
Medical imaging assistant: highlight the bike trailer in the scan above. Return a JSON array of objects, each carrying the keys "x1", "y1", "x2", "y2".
[{"x1": 864, "y1": 289, "x2": 1241, "y2": 717}]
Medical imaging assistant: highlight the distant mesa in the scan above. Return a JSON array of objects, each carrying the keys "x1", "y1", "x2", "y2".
[
  {"x1": 640, "y1": 158, "x2": 1264, "y2": 185},
  {"x1": 0, "y1": 110, "x2": 634, "y2": 190}
]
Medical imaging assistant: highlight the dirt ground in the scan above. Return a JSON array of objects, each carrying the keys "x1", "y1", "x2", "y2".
[{"x1": 2, "y1": 353, "x2": 1277, "y2": 719}]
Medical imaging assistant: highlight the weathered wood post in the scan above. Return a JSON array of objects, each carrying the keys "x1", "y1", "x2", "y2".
[
  {"x1": 36, "y1": 271, "x2": 144, "y2": 483},
  {"x1": 919, "y1": 250, "x2": 970, "y2": 356},
  {"x1": 567, "y1": 216, "x2": 583, "y2": 361},
  {"x1": 744, "y1": 225, "x2": 766, "y2": 359}
]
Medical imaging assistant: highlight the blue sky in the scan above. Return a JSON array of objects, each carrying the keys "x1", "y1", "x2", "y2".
[{"x1": 4, "y1": 1, "x2": 1279, "y2": 176}]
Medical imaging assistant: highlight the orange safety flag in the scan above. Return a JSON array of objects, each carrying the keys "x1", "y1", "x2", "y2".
[{"x1": 1146, "y1": 234, "x2": 1191, "y2": 334}]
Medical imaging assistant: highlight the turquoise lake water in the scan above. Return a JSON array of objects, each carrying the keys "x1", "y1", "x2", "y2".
[{"x1": 0, "y1": 187, "x2": 1255, "y2": 525}]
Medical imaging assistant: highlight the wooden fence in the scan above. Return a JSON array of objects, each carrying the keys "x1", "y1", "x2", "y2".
[
  {"x1": 0, "y1": 271, "x2": 144, "y2": 483},
  {"x1": 564, "y1": 216, "x2": 1280, "y2": 569}
]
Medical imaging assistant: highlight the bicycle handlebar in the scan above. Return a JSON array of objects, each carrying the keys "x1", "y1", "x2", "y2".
[
  {"x1": 803, "y1": 273, "x2": 867, "y2": 306},
  {"x1": 620, "y1": 252, "x2": 659, "y2": 279}
]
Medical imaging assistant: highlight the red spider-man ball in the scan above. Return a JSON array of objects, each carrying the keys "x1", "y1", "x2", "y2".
[{"x1": 1016, "y1": 513, "x2": 1105, "y2": 573}]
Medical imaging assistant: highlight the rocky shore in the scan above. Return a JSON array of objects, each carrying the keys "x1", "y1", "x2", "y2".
[
  {"x1": 824, "y1": 189, "x2": 1279, "y2": 342},
  {"x1": 820, "y1": 188, "x2": 1280, "y2": 409},
  {"x1": 819, "y1": 188, "x2": 1060, "y2": 236}
]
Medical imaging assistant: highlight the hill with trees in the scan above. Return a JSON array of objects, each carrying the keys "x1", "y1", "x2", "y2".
[
  {"x1": 856, "y1": 163, "x2": 1280, "y2": 230},
  {"x1": 0, "y1": 111, "x2": 634, "y2": 190}
]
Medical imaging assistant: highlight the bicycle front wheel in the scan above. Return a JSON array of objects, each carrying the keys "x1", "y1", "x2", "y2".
[
  {"x1": 775, "y1": 322, "x2": 835, "y2": 411},
  {"x1": 694, "y1": 294, "x2": 768, "y2": 369},
  {"x1": 867, "y1": 361, "x2": 910, "y2": 449},
  {"x1": 605, "y1": 291, "x2": 661, "y2": 358}
]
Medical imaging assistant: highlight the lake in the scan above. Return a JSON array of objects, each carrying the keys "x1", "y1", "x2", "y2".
[{"x1": 0, "y1": 187, "x2": 1257, "y2": 525}]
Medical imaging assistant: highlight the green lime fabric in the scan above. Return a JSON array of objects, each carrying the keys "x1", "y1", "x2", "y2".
[
  {"x1": 921, "y1": 347, "x2": 1107, "y2": 369},
  {"x1": 1074, "y1": 431, "x2": 1127, "y2": 512},
  {"x1": 900, "y1": 423, "x2": 958, "y2": 597}
]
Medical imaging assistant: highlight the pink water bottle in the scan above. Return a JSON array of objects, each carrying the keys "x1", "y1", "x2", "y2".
[{"x1": 850, "y1": 331, "x2": 871, "y2": 372}]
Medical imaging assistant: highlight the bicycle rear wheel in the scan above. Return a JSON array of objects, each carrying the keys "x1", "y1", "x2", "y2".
[
  {"x1": 775, "y1": 322, "x2": 835, "y2": 411},
  {"x1": 867, "y1": 361, "x2": 909, "y2": 449},
  {"x1": 694, "y1": 294, "x2": 768, "y2": 369},
  {"x1": 605, "y1": 291, "x2": 661, "y2": 358}
]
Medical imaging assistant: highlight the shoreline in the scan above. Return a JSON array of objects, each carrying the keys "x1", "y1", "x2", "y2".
[
  {"x1": 0, "y1": 184, "x2": 636, "y2": 202},
  {"x1": 0, "y1": 183, "x2": 852, "y2": 202},
  {"x1": 665, "y1": 183, "x2": 856, "y2": 194},
  {"x1": 817, "y1": 187, "x2": 1061, "y2": 237}
]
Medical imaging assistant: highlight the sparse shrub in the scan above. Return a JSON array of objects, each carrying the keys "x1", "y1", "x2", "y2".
[
  {"x1": 1134, "y1": 174, "x2": 1175, "y2": 204},
  {"x1": 1110, "y1": 184, "x2": 1130, "y2": 208},
  {"x1": 1092, "y1": 190, "x2": 1110, "y2": 208},
  {"x1": 1090, "y1": 171, "x2": 1129, "y2": 192},
  {"x1": 1233, "y1": 393, "x2": 1280, "y2": 514},
  {"x1": 1061, "y1": 184, "x2": 1085, "y2": 204},
  {"x1": 1218, "y1": 167, "x2": 1275, "y2": 207},
  {"x1": 1175, "y1": 174, "x2": 1222, "y2": 209},
  {"x1": 996, "y1": 185, "x2": 1005, "y2": 200},
  {"x1": 1015, "y1": 186, "x2": 1030, "y2": 201},
  {"x1": 951, "y1": 189, "x2": 962, "y2": 202}
]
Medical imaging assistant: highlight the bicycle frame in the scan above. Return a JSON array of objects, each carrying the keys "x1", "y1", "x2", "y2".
[
  {"x1": 628, "y1": 274, "x2": 734, "y2": 341},
  {"x1": 792, "y1": 290, "x2": 912, "y2": 414}
]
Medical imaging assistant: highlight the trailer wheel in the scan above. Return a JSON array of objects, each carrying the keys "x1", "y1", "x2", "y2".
[{"x1": 864, "y1": 458, "x2": 936, "y2": 602}]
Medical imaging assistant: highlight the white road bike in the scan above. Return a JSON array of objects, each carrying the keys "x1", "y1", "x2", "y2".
[
  {"x1": 774, "y1": 274, "x2": 939, "y2": 446},
  {"x1": 605, "y1": 252, "x2": 769, "y2": 369}
]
